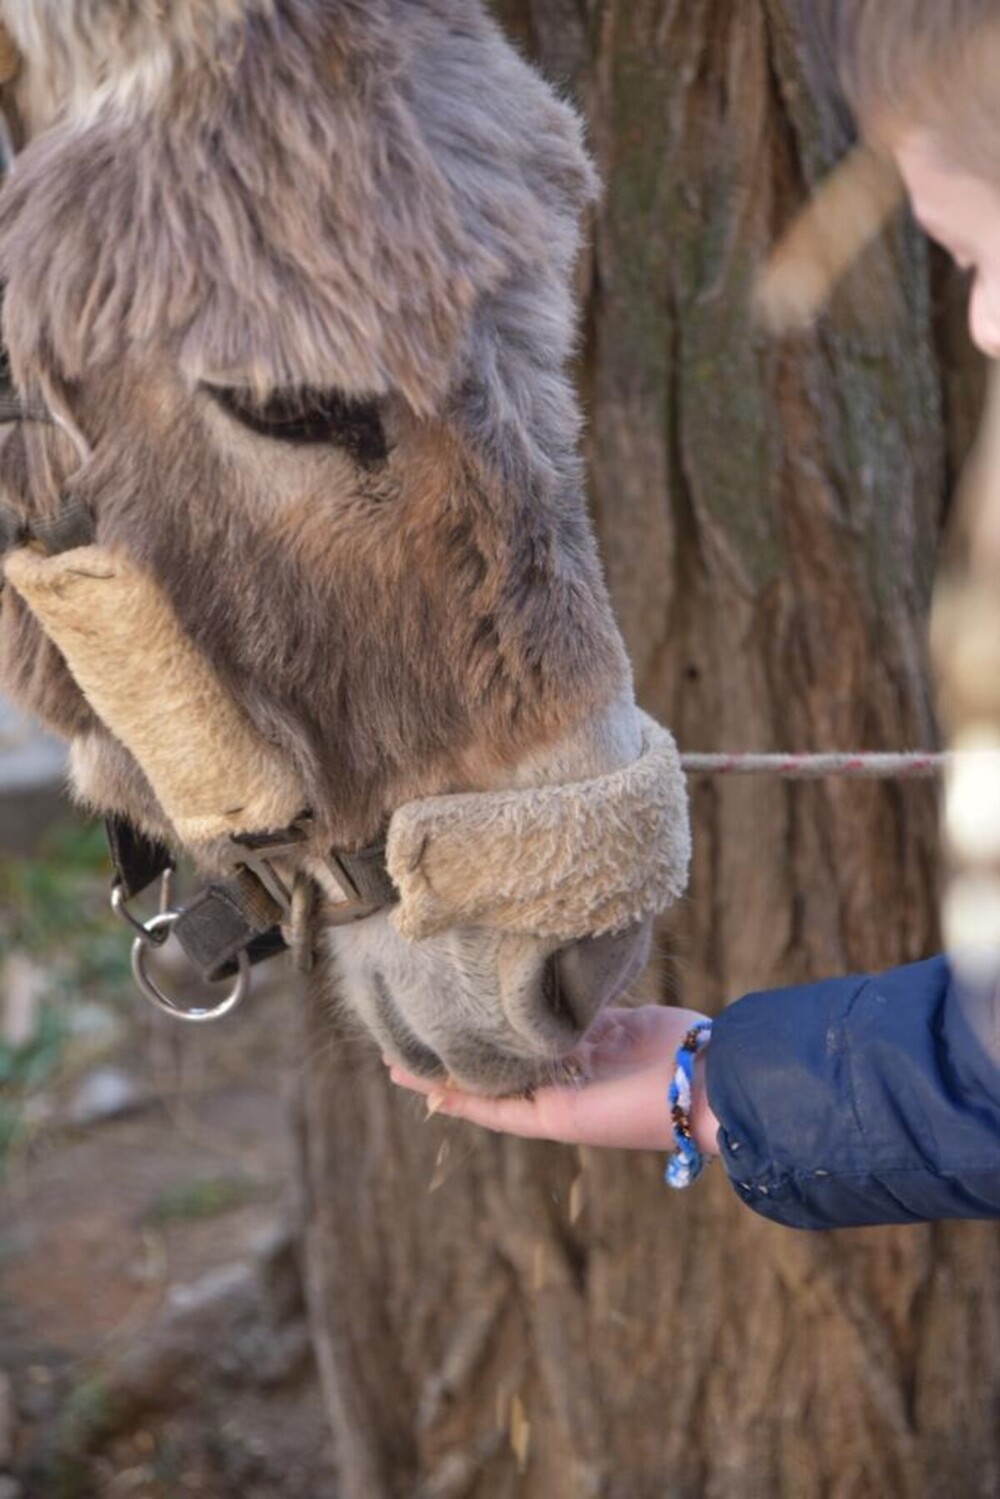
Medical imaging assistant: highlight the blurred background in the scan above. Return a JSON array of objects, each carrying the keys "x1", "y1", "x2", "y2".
[{"x1": 0, "y1": 715, "x2": 338, "y2": 1497}]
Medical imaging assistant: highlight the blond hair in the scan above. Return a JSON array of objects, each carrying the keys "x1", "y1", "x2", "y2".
[{"x1": 826, "y1": 0, "x2": 1000, "y2": 172}]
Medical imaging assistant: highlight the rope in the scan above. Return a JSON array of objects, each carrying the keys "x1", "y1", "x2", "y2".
[{"x1": 680, "y1": 752, "x2": 947, "y2": 779}]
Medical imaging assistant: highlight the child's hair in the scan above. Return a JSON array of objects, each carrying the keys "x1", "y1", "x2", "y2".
[{"x1": 824, "y1": 0, "x2": 1000, "y2": 175}]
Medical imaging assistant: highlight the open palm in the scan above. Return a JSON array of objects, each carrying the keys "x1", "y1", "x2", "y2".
[{"x1": 388, "y1": 1004, "x2": 716, "y2": 1153}]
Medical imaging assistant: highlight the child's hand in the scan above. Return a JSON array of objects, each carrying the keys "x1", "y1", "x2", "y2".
[{"x1": 387, "y1": 1005, "x2": 720, "y2": 1155}]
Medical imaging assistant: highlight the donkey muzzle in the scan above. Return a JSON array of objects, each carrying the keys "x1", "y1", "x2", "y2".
[{"x1": 5, "y1": 543, "x2": 691, "y2": 949}]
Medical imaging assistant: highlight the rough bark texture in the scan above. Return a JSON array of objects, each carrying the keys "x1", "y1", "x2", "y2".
[{"x1": 300, "y1": 5, "x2": 997, "y2": 1496}]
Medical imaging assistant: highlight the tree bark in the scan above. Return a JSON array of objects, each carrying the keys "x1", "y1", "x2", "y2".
[{"x1": 300, "y1": 5, "x2": 998, "y2": 1496}]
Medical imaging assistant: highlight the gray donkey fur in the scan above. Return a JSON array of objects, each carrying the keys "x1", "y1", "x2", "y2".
[
  {"x1": 0, "y1": 0, "x2": 670, "y2": 1090},
  {"x1": 0, "y1": 0, "x2": 627, "y2": 843}
]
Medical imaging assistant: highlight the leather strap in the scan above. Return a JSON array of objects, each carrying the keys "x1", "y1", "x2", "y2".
[
  {"x1": 32, "y1": 496, "x2": 95, "y2": 554},
  {"x1": 174, "y1": 870, "x2": 287, "y2": 983},
  {"x1": 329, "y1": 842, "x2": 396, "y2": 907},
  {"x1": 105, "y1": 814, "x2": 174, "y2": 901},
  {"x1": 0, "y1": 387, "x2": 91, "y2": 562},
  {"x1": 0, "y1": 499, "x2": 24, "y2": 554},
  {"x1": 0, "y1": 390, "x2": 51, "y2": 426},
  {"x1": 0, "y1": 495, "x2": 94, "y2": 561}
]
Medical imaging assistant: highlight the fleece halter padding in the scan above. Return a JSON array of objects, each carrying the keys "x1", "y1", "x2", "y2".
[
  {"x1": 4, "y1": 544, "x2": 306, "y2": 845},
  {"x1": 386, "y1": 712, "x2": 690, "y2": 942},
  {"x1": 4, "y1": 541, "x2": 691, "y2": 939}
]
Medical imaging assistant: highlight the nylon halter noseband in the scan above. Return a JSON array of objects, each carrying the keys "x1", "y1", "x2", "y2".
[{"x1": 109, "y1": 813, "x2": 397, "y2": 1023}]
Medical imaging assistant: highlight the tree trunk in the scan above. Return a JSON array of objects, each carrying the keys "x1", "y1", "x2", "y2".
[{"x1": 299, "y1": 5, "x2": 998, "y2": 1496}]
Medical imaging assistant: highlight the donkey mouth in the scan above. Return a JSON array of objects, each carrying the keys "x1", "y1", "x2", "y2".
[
  {"x1": 371, "y1": 971, "x2": 445, "y2": 1079},
  {"x1": 361, "y1": 923, "x2": 653, "y2": 1096},
  {"x1": 371, "y1": 968, "x2": 570, "y2": 1095}
]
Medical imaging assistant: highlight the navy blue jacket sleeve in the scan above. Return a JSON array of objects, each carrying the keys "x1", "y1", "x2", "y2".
[{"x1": 704, "y1": 956, "x2": 1000, "y2": 1229}]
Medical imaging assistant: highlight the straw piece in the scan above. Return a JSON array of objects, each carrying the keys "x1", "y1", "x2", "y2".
[{"x1": 509, "y1": 1394, "x2": 530, "y2": 1472}]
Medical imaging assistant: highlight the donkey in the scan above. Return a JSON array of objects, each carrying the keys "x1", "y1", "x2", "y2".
[{"x1": 0, "y1": 0, "x2": 689, "y2": 1094}]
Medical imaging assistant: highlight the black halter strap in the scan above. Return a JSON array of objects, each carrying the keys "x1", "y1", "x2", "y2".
[
  {"x1": 106, "y1": 813, "x2": 397, "y2": 987},
  {"x1": 0, "y1": 392, "x2": 95, "y2": 562},
  {"x1": 0, "y1": 494, "x2": 95, "y2": 558}
]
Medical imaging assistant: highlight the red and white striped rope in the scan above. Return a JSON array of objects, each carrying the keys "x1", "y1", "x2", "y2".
[{"x1": 680, "y1": 752, "x2": 947, "y2": 779}]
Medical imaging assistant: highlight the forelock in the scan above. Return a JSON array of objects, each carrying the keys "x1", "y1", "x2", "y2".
[{"x1": 0, "y1": 0, "x2": 596, "y2": 428}]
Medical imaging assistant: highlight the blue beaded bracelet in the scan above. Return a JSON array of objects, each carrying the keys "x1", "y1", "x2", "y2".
[{"x1": 665, "y1": 1020, "x2": 713, "y2": 1190}]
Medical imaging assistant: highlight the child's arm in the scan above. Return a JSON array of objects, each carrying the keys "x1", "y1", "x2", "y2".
[
  {"x1": 705, "y1": 955, "x2": 1000, "y2": 1227},
  {"x1": 390, "y1": 955, "x2": 1000, "y2": 1229}
]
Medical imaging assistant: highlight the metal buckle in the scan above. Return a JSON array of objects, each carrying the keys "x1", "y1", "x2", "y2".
[
  {"x1": 229, "y1": 824, "x2": 311, "y2": 916},
  {"x1": 232, "y1": 820, "x2": 380, "y2": 927},
  {"x1": 111, "y1": 868, "x2": 250, "y2": 1024}
]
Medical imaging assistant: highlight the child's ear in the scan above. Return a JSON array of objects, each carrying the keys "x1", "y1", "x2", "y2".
[{"x1": 754, "y1": 145, "x2": 904, "y2": 333}]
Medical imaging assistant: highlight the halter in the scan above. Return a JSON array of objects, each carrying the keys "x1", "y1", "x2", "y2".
[{"x1": 109, "y1": 813, "x2": 396, "y2": 1021}]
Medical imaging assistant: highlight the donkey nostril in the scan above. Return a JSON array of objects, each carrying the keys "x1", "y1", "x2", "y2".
[
  {"x1": 510, "y1": 928, "x2": 649, "y2": 1054},
  {"x1": 554, "y1": 926, "x2": 649, "y2": 1034},
  {"x1": 541, "y1": 954, "x2": 588, "y2": 1037}
]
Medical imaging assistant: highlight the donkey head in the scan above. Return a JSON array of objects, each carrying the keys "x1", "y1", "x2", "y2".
[{"x1": 0, "y1": 0, "x2": 689, "y2": 1093}]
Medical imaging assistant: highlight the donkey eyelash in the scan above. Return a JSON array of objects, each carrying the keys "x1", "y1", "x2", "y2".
[{"x1": 206, "y1": 384, "x2": 389, "y2": 468}]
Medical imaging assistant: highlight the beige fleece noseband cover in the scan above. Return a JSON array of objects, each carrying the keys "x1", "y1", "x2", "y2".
[
  {"x1": 386, "y1": 711, "x2": 690, "y2": 941},
  {"x1": 5, "y1": 543, "x2": 691, "y2": 937}
]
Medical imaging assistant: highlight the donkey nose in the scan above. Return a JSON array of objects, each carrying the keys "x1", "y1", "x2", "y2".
[{"x1": 546, "y1": 924, "x2": 649, "y2": 1037}]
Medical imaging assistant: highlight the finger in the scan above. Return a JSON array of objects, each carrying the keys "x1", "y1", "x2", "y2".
[
  {"x1": 389, "y1": 1065, "x2": 574, "y2": 1139},
  {"x1": 578, "y1": 1019, "x2": 637, "y2": 1073},
  {"x1": 433, "y1": 1073, "x2": 671, "y2": 1150},
  {"x1": 397, "y1": 1065, "x2": 670, "y2": 1149},
  {"x1": 572, "y1": 1007, "x2": 672, "y2": 1078},
  {"x1": 388, "y1": 1066, "x2": 442, "y2": 1098},
  {"x1": 431, "y1": 1090, "x2": 557, "y2": 1138}
]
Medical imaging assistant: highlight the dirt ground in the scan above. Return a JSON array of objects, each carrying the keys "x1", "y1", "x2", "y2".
[{"x1": 0, "y1": 817, "x2": 340, "y2": 1499}]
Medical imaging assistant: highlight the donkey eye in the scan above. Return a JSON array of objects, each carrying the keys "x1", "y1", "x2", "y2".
[{"x1": 206, "y1": 385, "x2": 388, "y2": 468}]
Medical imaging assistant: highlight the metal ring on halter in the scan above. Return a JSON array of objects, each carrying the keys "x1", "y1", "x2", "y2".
[{"x1": 131, "y1": 910, "x2": 250, "y2": 1023}]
